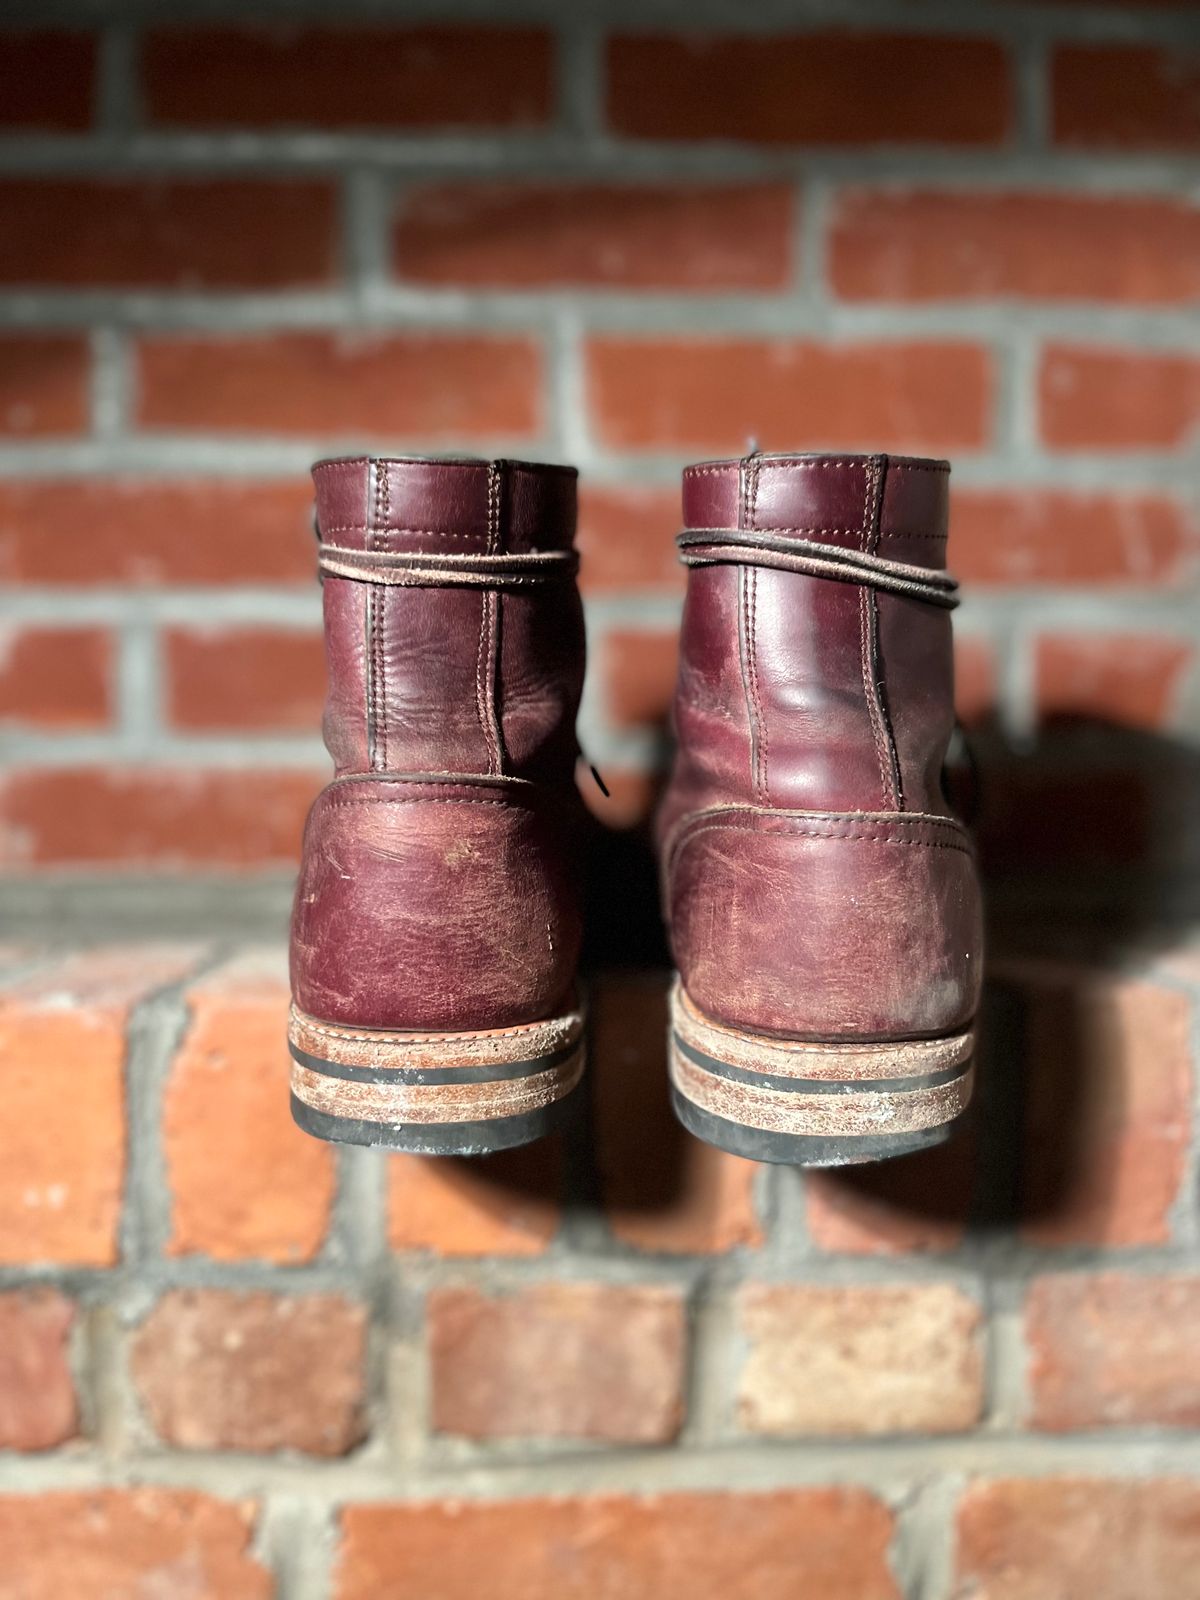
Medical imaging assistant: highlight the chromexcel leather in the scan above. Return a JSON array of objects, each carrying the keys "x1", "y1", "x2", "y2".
[
  {"x1": 290, "y1": 456, "x2": 585, "y2": 1038},
  {"x1": 659, "y1": 453, "x2": 984, "y2": 1045}
]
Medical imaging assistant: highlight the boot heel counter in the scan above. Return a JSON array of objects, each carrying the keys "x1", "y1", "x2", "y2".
[
  {"x1": 668, "y1": 809, "x2": 982, "y2": 1041},
  {"x1": 290, "y1": 779, "x2": 580, "y2": 1032}
]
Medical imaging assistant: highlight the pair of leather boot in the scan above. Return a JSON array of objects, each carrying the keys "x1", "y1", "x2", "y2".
[{"x1": 288, "y1": 452, "x2": 983, "y2": 1169}]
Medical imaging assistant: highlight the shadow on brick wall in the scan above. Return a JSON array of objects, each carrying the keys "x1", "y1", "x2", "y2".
[
  {"x1": 556, "y1": 714, "x2": 1200, "y2": 1250},
  {"x1": 16, "y1": 717, "x2": 1195, "y2": 1253}
]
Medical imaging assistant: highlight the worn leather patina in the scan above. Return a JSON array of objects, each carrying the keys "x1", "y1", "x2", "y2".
[
  {"x1": 290, "y1": 456, "x2": 585, "y2": 1036},
  {"x1": 659, "y1": 453, "x2": 984, "y2": 1046}
]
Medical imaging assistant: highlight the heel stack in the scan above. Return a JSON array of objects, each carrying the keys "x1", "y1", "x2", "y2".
[
  {"x1": 668, "y1": 979, "x2": 974, "y2": 1168},
  {"x1": 288, "y1": 1001, "x2": 585, "y2": 1156}
]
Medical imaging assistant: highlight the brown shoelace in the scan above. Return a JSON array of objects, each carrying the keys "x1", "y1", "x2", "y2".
[
  {"x1": 676, "y1": 528, "x2": 959, "y2": 608},
  {"x1": 318, "y1": 544, "x2": 578, "y2": 588}
]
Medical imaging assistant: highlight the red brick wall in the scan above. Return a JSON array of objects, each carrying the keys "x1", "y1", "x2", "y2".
[
  {"x1": 0, "y1": 3, "x2": 1196, "y2": 879},
  {"x1": 3, "y1": 5, "x2": 1200, "y2": 1592},
  {"x1": 3, "y1": 943, "x2": 1200, "y2": 1592}
]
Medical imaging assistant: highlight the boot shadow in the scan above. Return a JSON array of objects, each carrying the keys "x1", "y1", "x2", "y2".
[
  {"x1": 399, "y1": 758, "x2": 685, "y2": 1243},
  {"x1": 815, "y1": 716, "x2": 1200, "y2": 1244},
  {"x1": 575, "y1": 732, "x2": 761, "y2": 1247},
  {"x1": 578, "y1": 761, "x2": 726, "y2": 1245},
  {"x1": 413, "y1": 716, "x2": 1200, "y2": 1249}
]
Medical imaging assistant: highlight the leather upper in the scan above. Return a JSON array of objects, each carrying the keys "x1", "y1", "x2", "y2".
[
  {"x1": 290, "y1": 457, "x2": 585, "y2": 1031},
  {"x1": 292, "y1": 776, "x2": 579, "y2": 1031},
  {"x1": 310, "y1": 455, "x2": 583, "y2": 782},
  {"x1": 659, "y1": 453, "x2": 983, "y2": 1043}
]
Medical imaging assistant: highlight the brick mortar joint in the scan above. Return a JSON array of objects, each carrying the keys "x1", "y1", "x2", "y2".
[{"x1": 8, "y1": 1434, "x2": 1200, "y2": 1500}]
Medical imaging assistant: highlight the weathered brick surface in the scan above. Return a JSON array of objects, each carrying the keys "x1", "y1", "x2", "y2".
[
  {"x1": 0, "y1": 334, "x2": 89, "y2": 436},
  {"x1": 0, "y1": 947, "x2": 200, "y2": 1265},
  {"x1": 607, "y1": 32, "x2": 1010, "y2": 145},
  {"x1": 388, "y1": 1143, "x2": 562, "y2": 1256},
  {"x1": 395, "y1": 182, "x2": 793, "y2": 289},
  {"x1": 0, "y1": 32, "x2": 95, "y2": 130},
  {"x1": 136, "y1": 332, "x2": 543, "y2": 440},
  {"x1": 831, "y1": 191, "x2": 1200, "y2": 304},
  {"x1": 0, "y1": 1289, "x2": 77, "y2": 1451},
  {"x1": 1034, "y1": 633, "x2": 1193, "y2": 730},
  {"x1": 1053, "y1": 43, "x2": 1200, "y2": 150},
  {"x1": 952, "y1": 489, "x2": 1199, "y2": 586},
  {"x1": 576, "y1": 484, "x2": 684, "y2": 593},
  {"x1": 131, "y1": 1289, "x2": 368, "y2": 1455},
  {"x1": 0, "y1": 180, "x2": 337, "y2": 289},
  {"x1": 164, "y1": 953, "x2": 334, "y2": 1263},
  {"x1": 0, "y1": 479, "x2": 314, "y2": 587},
  {"x1": 0, "y1": 767, "x2": 319, "y2": 868},
  {"x1": 0, "y1": 1490, "x2": 271, "y2": 1598},
  {"x1": 1013, "y1": 969, "x2": 1193, "y2": 1247},
  {"x1": 587, "y1": 337, "x2": 991, "y2": 453},
  {"x1": 0, "y1": 625, "x2": 112, "y2": 730},
  {"x1": 428, "y1": 1283, "x2": 687, "y2": 1443},
  {"x1": 0, "y1": 936, "x2": 1198, "y2": 1575},
  {"x1": 737, "y1": 1284, "x2": 985, "y2": 1436},
  {"x1": 1040, "y1": 346, "x2": 1200, "y2": 449},
  {"x1": 601, "y1": 628, "x2": 678, "y2": 731},
  {"x1": 955, "y1": 1478, "x2": 1200, "y2": 1600},
  {"x1": 143, "y1": 25, "x2": 553, "y2": 129},
  {"x1": 336, "y1": 1489, "x2": 901, "y2": 1600},
  {"x1": 165, "y1": 626, "x2": 325, "y2": 733},
  {"x1": 1027, "y1": 1273, "x2": 1200, "y2": 1431}
]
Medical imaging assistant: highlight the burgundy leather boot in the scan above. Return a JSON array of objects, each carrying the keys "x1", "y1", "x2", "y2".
[
  {"x1": 288, "y1": 457, "x2": 586, "y2": 1155},
  {"x1": 659, "y1": 453, "x2": 983, "y2": 1166}
]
